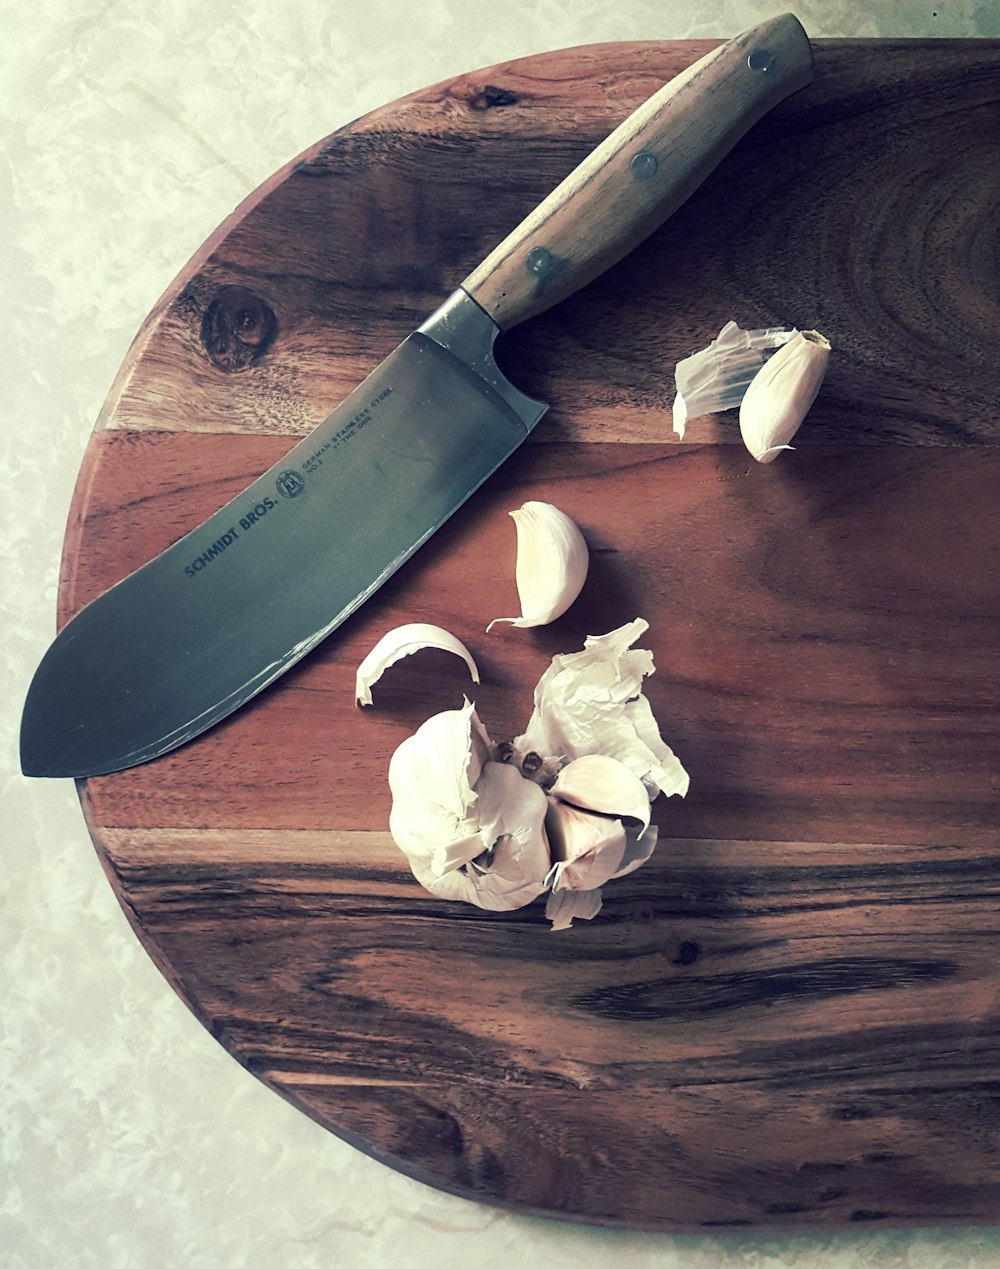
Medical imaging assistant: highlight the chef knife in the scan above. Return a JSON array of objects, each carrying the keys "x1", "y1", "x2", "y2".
[{"x1": 21, "y1": 14, "x2": 813, "y2": 778}]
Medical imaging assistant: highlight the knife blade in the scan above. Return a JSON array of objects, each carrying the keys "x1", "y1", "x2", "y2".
[{"x1": 21, "y1": 14, "x2": 813, "y2": 778}]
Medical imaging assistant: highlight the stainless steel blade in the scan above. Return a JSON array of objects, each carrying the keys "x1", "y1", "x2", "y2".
[{"x1": 21, "y1": 290, "x2": 545, "y2": 778}]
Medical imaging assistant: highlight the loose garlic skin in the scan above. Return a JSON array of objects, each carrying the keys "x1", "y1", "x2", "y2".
[
  {"x1": 355, "y1": 623, "x2": 479, "y2": 706},
  {"x1": 673, "y1": 321, "x2": 796, "y2": 439},
  {"x1": 739, "y1": 329, "x2": 831, "y2": 463},
  {"x1": 488, "y1": 501, "x2": 589, "y2": 630},
  {"x1": 516, "y1": 619, "x2": 690, "y2": 801}
]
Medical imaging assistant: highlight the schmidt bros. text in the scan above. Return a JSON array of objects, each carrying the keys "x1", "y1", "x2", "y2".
[{"x1": 183, "y1": 497, "x2": 277, "y2": 578}]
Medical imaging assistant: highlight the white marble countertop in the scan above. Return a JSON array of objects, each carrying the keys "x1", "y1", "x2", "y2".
[{"x1": 5, "y1": 2, "x2": 1000, "y2": 1265}]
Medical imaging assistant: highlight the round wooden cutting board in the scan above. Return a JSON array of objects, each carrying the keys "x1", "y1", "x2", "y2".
[{"x1": 62, "y1": 39, "x2": 1000, "y2": 1230}]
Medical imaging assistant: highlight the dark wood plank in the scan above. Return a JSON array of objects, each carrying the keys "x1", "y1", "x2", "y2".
[
  {"x1": 89, "y1": 825, "x2": 1000, "y2": 1229},
  {"x1": 57, "y1": 38, "x2": 1000, "y2": 1229}
]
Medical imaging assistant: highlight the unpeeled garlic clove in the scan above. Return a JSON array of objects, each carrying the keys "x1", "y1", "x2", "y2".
[
  {"x1": 544, "y1": 797, "x2": 628, "y2": 891},
  {"x1": 387, "y1": 698, "x2": 490, "y2": 839},
  {"x1": 356, "y1": 622, "x2": 479, "y2": 706},
  {"x1": 549, "y1": 753, "x2": 653, "y2": 831},
  {"x1": 487, "y1": 501, "x2": 588, "y2": 630},
  {"x1": 739, "y1": 328, "x2": 831, "y2": 463},
  {"x1": 673, "y1": 320, "x2": 797, "y2": 439},
  {"x1": 543, "y1": 818, "x2": 659, "y2": 930}
]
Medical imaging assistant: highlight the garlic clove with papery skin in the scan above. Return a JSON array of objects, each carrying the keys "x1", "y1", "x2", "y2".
[
  {"x1": 542, "y1": 819, "x2": 659, "y2": 930},
  {"x1": 487, "y1": 501, "x2": 589, "y2": 630},
  {"x1": 388, "y1": 698, "x2": 491, "y2": 878},
  {"x1": 408, "y1": 761, "x2": 552, "y2": 912},
  {"x1": 355, "y1": 622, "x2": 479, "y2": 706},
  {"x1": 542, "y1": 753, "x2": 659, "y2": 928},
  {"x1": 544, "y1": 798, "x2": 628, "y2": 892},
  {"x1": 549, "y1": 753, "x2": 653, "y2": 832},
  {"x1": 673, "y1": 320, "x2": 797, "y2": 439},
  {"x1": 739, "y1": 328, "x2": 831, "y2": 463}
]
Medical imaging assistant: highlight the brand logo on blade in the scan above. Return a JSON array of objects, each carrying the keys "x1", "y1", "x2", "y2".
[
  {"x1": 276, "y1": 469, "x2": 305, "y2": 499},
  {"x1": 182, "y1": 495, "x2": 280, "y2": 578}
]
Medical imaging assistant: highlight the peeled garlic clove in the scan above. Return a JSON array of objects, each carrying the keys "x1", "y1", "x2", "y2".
[
  {"x1": 487, "y1": 501, "x2": 588, "y2": 630},
  {"x1": 544, "y1": 797, "x2": 628, "y2": 891},
  {"x1": 516, "y1": 619, "x2": 689, "y2": 800},
  {"x1": 673, "y1": 320, "x2": 797, "y2": 438},
  {"x1": 356, "y1": 622, "x2": 479, "y2": 706},
  {"x1": 549, "y1": 753, "x2": 652, "y2": 831},
  {"x1": 739, "y1": 328, "x2": 831, "y2": 463}
]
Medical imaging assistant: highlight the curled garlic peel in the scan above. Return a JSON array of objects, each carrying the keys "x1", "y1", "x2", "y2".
[
  {"x1": 356, "y1": 623, "x2": 479, "y2": 706},
  {"x1": 739, "y1": 328, "x2": 831, "y2": 463},
  {"x1": 488, "y1": 501, "x2": 589, "y2": 630}
]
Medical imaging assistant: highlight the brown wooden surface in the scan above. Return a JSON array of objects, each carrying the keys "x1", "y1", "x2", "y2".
[{"x1": 62, "y1": 40, "x2": 1000, "y2": 1230}]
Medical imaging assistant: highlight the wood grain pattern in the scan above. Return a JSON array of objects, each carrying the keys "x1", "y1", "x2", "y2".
[{"x1": 61, "y1": 40, "x2": 1000, "y2": 1229}]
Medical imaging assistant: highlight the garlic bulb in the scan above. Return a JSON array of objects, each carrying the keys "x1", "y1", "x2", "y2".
[
  {"x1": 386, "y1": 622, "x2": 688, "y2": 930},
  {"x1": 488, "y1": 501, "x2": 589, "y2": 630},
  {"x1": 739, "y1": 328, "x2": 831, "y2": 463},
  {"x1": 356, "y1": 622, "x2": 479, "y2": 706},
  {"x1": 673, "y1": 321, "x2": 796, "y2": 439},
  {"x1": 515, "y1": 618, "x2": 689, "y2": 800}
]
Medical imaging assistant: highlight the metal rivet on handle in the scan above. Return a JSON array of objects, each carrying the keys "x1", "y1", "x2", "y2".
[
  {"x1": 747, "y1": 47, "x2": 774, "y2": 73},
  {"x1": 630, "y1": 150, "x2": 658, "y2": 180},
  {"x1": 526, "y1": 246, "x2": 553, "y2": 276}
]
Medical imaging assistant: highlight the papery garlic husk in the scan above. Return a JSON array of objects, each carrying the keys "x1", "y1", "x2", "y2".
[
  {"x1": 488, "y1": 501, "x2": 589, "y2": 630},
  {"x1": 545, "y1": 884, "x2": 605, "y2": 932},
  {"x1": 739, "y1": 328, "x2": 831, "y2": 463},
  {"x1": 388, "y1": 700, "x2": 550, "y2": 911},
  {"x1": 515, "y1": 619, "x2": 689, "y2": 801},
  {"x1": 673, "y1": 321, "x2": 796, "y2": 440},
  {"x1": 356, "y1": 622, "x2": 479, "y2": 706}
]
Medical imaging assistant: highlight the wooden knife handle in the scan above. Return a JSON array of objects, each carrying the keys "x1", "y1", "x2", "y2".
[{"x1": 461, "y1": 13, "x2": 813, "y2": 331}]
